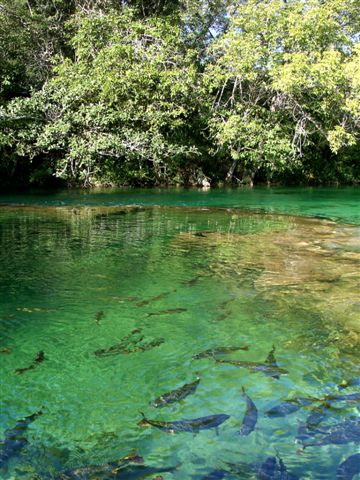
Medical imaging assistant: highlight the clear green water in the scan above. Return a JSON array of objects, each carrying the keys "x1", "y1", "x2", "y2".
[
  {"x1": 1, "y1": 186, "x2": 359, "y2": 225},
  {"x1": 0, "y1": 188, "x2": 359, "y2": 479}
]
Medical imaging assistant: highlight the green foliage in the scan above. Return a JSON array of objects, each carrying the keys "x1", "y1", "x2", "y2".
[
  {"x1": 3, "y1": 9, "x2": 202, "y2": 185},
  {"x1": 0, "y1": 0, "x2": 45, "y2": 101},
  {"x1": 0, "y1": 0, "x2": 359, "y2": 186},
  {"x1": 204, "y1": 0, "x2": 360, "y2": 182}
]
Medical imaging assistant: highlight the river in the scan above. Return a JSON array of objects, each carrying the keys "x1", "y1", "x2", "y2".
[{"x1": 0, "y1": 187, "x2": 359, "y2": 479}]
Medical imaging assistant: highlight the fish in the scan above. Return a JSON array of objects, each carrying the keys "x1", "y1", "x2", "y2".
[
  {"x1": 56, "y1": 450, "x2": 144, "y2": 479},
  {"x1": 109, "y1": 449, "x2": 144, "y2": 472},
  {"x1": 95, "y1": 310, "x2": 104, "y2": 324},
  {"x1": 138, "y1": 412, "x2": 230, "y2": 433},
  {"x1": 296, "y1": 397, "x2": 360, "y2": 443},
  {"x1": 15, "y1": 351, "x2": 45, "y2": 375},
  {"x1": 146, "y1": 308, "x2": 187, "y2": 317},
  {"x1": 257, "y1": 457, "x2": 277, "y2": 479},
  {"x1": 322, "y1": 392, "x2": 360, "y2": 403},
  {"x1": 296, "y1": 403, "x2": 336, "y2": 443},
  {"x1": 109, "y1": 296, "x2": 140, "y2": 303},
  {"x1": 95, "y1": 332, "x2": 163, "y2": 356},
  {"x1": 301, "y1": 419, "x2": 360, "y2": 449},
  {"x1": 136, "y1": 292, "x2": 171, "y2": 307},
  {"x1": 0, "y1": 410, "x2": 42, "y2": 468},
  {"x1": 0, "y1": 347, "x2": 11, "y2": 354},
  {"x1": 218, "y1": 298, "x2": 235, "y2": 309},
  {"x1": 265, "y1": 346, "x2": 277, "y2": 365},
  {"x1": 182, "y1": 276, "x2": 201, "y2": 286},
  {"x1": 265, "y1": 397, "x2": 314, "y2": 417},
  {"x1": 337, "y1": 453, "x2": 360, "y2": 480},
  {"x1": 193, "y1": 345, "x2": 249, "y2": 360},
  {"x1": 338, "y1": 378, "x2": 360, "y2": 390},
  {"x1": 131, "y1": 338, "x2": 165, "y2": 353},
  {"x1": 225, "y1": 461, "x2": 255, "y2": 478},
  {"x1": 215, "y1": 299, "x2": 235, "y2": 320},
  {"x1": 120, "y1": 328, "x2": 143, "y2": 343},
  {"x1": 239, "y1": 387, "x2": 258, "y2": 436},
  {"x1": 94, "y1": 328, "x2": 144, "y2": 357},
  {"x1": 151, "y1": 377, "x2": 200, "y2": 407},
  {"x1": 305, "y1": 408, "x2": 327, "y2": 430},
  {"x1": 215, "y1": 346, "x2": 288, "y2": 379},
  {"x1": 257, "y1": 455, "x2": 299, "y2": 480},
  {"x1": 95, "y1": 343, "x2": 137, "y2": 357},
  {"x1": 111, "y1": 464, "x2": 178, "y2": 479}
]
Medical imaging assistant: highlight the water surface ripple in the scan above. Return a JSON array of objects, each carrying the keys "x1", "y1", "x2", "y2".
[{"x1": 0, "y1": 203, "x2": 359, "y2": 479}]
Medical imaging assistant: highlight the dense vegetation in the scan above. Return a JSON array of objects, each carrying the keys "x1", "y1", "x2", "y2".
[{"x1": 0, "y1": 0, "x2": 359, "y2": 187}]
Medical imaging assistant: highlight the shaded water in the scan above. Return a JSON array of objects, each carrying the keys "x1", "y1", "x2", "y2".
[
  {"x1": 0, "y1": 189, "x2": 359, "y2": 479},
  {"x1": 1, "y1": 186, "x2": 359, "y2": 224}
]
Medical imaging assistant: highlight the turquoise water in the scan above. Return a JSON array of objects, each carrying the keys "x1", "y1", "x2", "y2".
[
  {"x1": 0, "y1": 186, "x2": 359, "y2": 225},
  {"x1": 0, "y1": 189, "x2": 359, "y2": 479}
]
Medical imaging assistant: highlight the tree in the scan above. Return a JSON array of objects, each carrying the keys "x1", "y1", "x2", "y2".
[
  {"x1": 0, "y1": 0, "x2": 359, "y2": 186},
  {"x1": 3, "y1": 8, "x2": 204, "y2": 186},
  {"x1": 203, "y1": 0, "x2": 360, "y2": 183}
]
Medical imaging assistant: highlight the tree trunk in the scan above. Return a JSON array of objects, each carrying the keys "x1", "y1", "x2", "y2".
[{"x1": 225, "y1": 159, "x2": 238, "y2": 183}]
